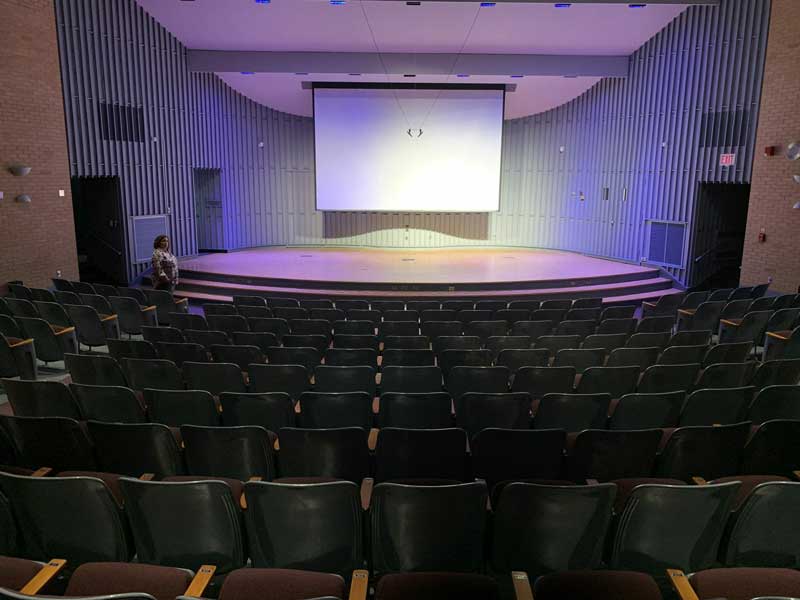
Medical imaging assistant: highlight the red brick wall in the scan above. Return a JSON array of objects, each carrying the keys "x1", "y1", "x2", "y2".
[
  {"x1": 0, "y1": 0, "x2": 78, "y2": 292},
  {"x1": 740, "y1": 0, "x2": 800, "y2": 293}
]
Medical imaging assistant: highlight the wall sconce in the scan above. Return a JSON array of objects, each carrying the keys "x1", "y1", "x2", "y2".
[
  {"x1": 788, "y1": 142, "x2": 800, "y2": 161},
  {"x1": 15, "y1": 194, "x2": 31, "y2": 203},
  {"x1": 793, "y1": 201, "x2": 800, "y2": 210},
  {"x1": 8, "y1": 165, "x2": 31, "y2": 177}
]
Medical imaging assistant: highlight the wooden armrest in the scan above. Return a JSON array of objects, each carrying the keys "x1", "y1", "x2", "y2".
[
  {"x1": 793, "y1": 470, "x2": 800, "y2": 481},
  {"x1": 720, "y1": 318, "x2": 742, "y2": 327},
  {"x1": 139, "y1": 473, "x2": 155, "y2": 481},
  {"x1": 691, "y1": 477, "x2": 708, "y2": 486},
  {"x1": 9, "y1": 338, "x2": 34, "y2": 348},
  {"x1": 511, "y1": 571, "x2": 534, "y2": 600},
  {"x1": 141, "y1": 305, "x2": 157, "y2": 313},
  {"x1": 360, "y1": 478, "x2": 374, "y2": 511},
  {"x1": 32, "y1": 467, "x2": 52, "y2": 478},
  {"x1": 368, "y1": 428, "x2": 379, "y2": 451},
  {"x1": 20, "y1": 559, "x2": 67, "y2": 595},
  {"x1": 767, "y1": 330, "x2": 792, "y2": 341},
  {"x1": 174, "y1": 298, "x2": 189, "y2": 305},
  {"x1": 677, "y1": 308, "x2": 697, "y2": 316},
  {"x1": 240, "y1": 476, "x2": 263, "y2": 510},
  {"x1": 348, "y1": 570, "x2": 369, "y2": 600},
  {"x1": 53, "y1": 327, "x2": 76, "y2": 337},
  {"x1": 642, "y1": 301, "x2": 657, "y2": 309},
  {"x1": 667, "y1": 569, "x2": 699, "y2": 600},
  {"x1": 184, "y1": 565, "x2": 216, "y2": 598},
  {"x1": 100, "y1": 314, "x2": 118, "y2": 322},
  {"x1": 586, "y1": 478, "x2": 600, "y2": 485}
]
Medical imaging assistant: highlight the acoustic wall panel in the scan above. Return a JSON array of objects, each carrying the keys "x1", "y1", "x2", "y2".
[{"x1": 55, "y1": 0, "x2": 769, "y2": 285}]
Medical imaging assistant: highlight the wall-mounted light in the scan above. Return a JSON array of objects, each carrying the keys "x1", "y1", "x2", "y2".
[
  {"x1": 8, "y1": 165, "x2": 31, "y2": 177},
  {"x1": 579, "y1": 192, "x2": 586, "y2": 202},
  {"x1": 793, "y1": 201, "x2": 800, "y2": 210},
  {"x1": 15, "y1": 194, "x2": 31, "y2": 203},
  {"x1": 787, "y1": 142, "x2": 800, "y2": 161}
]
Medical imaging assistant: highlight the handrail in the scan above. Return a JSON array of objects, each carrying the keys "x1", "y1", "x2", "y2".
[
  {"x1": 694, "y1": 245, "x2": 718, "y2": 264},
  {"x1": 85, "y1": 230, "x2": 123, "y2": 257}
]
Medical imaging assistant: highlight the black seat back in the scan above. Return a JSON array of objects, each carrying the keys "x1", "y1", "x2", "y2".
[
  {"x1": 378, "y1": 392, "x2": 452, "y2": 429},
  {"x1": 70, "y1": 383, "x2": 147, "y2": 423},
  {"x1": 298, "y1": 392, "x2": 373, "y2": 430},
  {"x1": 655, "y1": 422, "x2": 751, "y2": 481},
  {"x1": 65, "y1": 353, "x2": 128, "y2": 386},
  {"x1": 740, "y1": 420, "x2": 800, "y2": 476},
  {"x1": 533, "y1": 394, "x2": 611, "y2": 433},
  {"x1": 455, "y1": 392, "x2": 531, "y2": 438},
  {"x1": 88, "y1": 421, "x2": 184, "y2": 478},
  {"x1": 219, "y1": 391, "x2": 296, "y2": 431},
  {"x1": 0, "y1": 415, "x2": 95, "y2": 471},
  {"x1": 181, "y1": 425, "x2": 276, "y2": 481},
  {"x1": 277, "y1": 427, "x2": 369, "y2": 482},
  {"x1": 567, "y1": 429, "x2": 663, "y2": 481},
  {"x1": 144, "y1": 389, "x2": 219, "y2": 427},
  {"x1": 1, "y1": 379, "x2": 80, "y2": 419},
  {"x1": 374, "y1": 428, "x2": 468, "y2": 483}
]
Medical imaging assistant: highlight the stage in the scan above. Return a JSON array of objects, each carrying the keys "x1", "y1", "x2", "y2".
[{"x1": 175, "y1": 247, "x2": 678, "y2": 304}]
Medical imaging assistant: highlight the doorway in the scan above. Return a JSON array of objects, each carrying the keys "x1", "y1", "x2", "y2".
[
  {"x1": 71, "y1": 176, "x2": 127, "y2": 284},
  {"x1": 691, "y1": 183, "x2": 751, "y2": 289},
  {"x1": 193, "y1": 168, "x2": 225, "y2": 252}
]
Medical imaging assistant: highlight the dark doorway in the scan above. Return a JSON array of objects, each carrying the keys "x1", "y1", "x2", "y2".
[
  {"x1": 193, "y1": 168, "x2": 225, "y2": 252},
  {"x1": 71, "y1": 176, "x2": 127, "y2": 285},
  {"x1": 691, "y1": 182, "x2": 751, "y2": 289}
]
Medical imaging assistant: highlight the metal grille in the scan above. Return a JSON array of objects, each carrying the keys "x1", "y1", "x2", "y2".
[
  {"x1": 648, "y1": 221, "x2": 686, "y2": 268},
  {"x1": 132, "y1": 215, "x2": 169, "y2": 263}
]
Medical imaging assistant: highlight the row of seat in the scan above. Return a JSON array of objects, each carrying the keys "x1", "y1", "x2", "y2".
[
  {"x1": 0, "y1": 471, "x2": 798, "y2": 597},
  {"x1": 1, "y1": 414, "x2": 798, "y2": 495}
]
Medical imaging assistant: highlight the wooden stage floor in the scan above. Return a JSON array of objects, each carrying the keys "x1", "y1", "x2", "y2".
[{"x1": 180, "y1": 247, "x2": 652, "y2": 287}]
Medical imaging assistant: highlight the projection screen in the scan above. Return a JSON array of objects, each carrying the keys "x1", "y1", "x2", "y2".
[{"x1": 313, "y1": 84, "x2": 504, "y2": 212}]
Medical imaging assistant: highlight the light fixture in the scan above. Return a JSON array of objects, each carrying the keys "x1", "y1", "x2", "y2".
[
  {"x1": 15, "y1": 194, "x2": 31, "y2": 204},
  {"x1": 628, "y1": 3, "x2": 647, "y2": 7},
  {"x1": 554, "y1": 3, "x2": 572, "y2": 7},
  {"x1": 793, "y1": 174, "x2": 800, "y2": 184},
  {"x1": 8, "y1": 165, "x2": 31, "y2": 177},
  {"x1": 480, "y1": 2, "x2": 496, "y2": 6},
  {"x1": 240, "y1": 71, "x2": 255, "y2": 75},
  {"x1": 793, "y1": 201, "x2": 800, "y2": 210},
  {"x1": 787, "y1": 142, "x2": 800, "y2": 161}
]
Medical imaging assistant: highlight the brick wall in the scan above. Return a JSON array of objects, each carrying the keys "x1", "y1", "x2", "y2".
[
  {"x1": 740, "y1": 0, "x2": 800, "y2": 293},
  {"x1": 0, "y1": 0, "x2": 78, "y2": 292}
]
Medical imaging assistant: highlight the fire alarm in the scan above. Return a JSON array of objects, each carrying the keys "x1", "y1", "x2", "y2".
[
  {"x1": 758, "y1": 228, "x2": 767, "y2": 243},
  {"x1": 764, "y1": 146, "x2": 777, "y2": 157}
]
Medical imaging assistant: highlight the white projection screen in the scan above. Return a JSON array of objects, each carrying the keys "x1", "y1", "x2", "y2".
[{"x1": 313, "y1": 85, "x2": 505, "y2": 212}]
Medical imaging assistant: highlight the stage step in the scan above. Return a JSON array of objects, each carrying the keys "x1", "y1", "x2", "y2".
[{"x1": 174, "y1": 275, "x2": 677, "y2": 304}]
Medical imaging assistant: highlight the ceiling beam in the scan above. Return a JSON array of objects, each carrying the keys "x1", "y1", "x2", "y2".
[{"x1": 187, "y1": 51, "x2": 629, "y2": 77}]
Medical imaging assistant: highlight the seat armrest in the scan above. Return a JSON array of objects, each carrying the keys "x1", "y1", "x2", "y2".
[
  {"x1": 53, "y1": 327, "x2": 76, "y2": 337},
  {"x1": 20, "y1": 559, "x2": 67, "y2": 595},
  {"x1": 141, "y1": 305, "x2": 157, "y2": 313},
  {"x1": 175, "y1": 298, "x2": 189, "y2": 305},
  {"x1": 100, "y1": 314, "x2": 118, "y2": 322},
  {"x1": 240, "y1": 476, "x2": 263, "y2": 510},
  {"x1": 667, "y1": 569, "x2": 699, "y2": 600},
  {"x1": 368, "y1": 428, "x2": 379, "y2": 451},
  {"x1": 677, "y1": 308, "x2": 696, "y2": 316},
  {"x1": 139, "y1": 473, "x2": 155, "y2": 481},
  {"x1": 32, "y1": 467, "x2": 52, "y2": 477},
  {"x1": 511, "y1": 571, "x2": 534, "y2": 600},
  {"x1": 793, "y1": 470, "x2": 800, "y2": 481},
  {"x1": 586, "y1": 478, "x2": 600, "y2": 485},
  {"x1": 184, "y1": 565, "x2": 216, "y2": 598},
  {"x1": 642, "y1": 301, "x2": 657, "y2": 309},
  {"x1": 348, "y1": 570, "x2": 369, "y2": 600},
  {"x1": 767, "y1": 330, "x2": 792, "y2": 341},
  {"x1": 691, "y1": 477, "x2": 708, "y2": 486},
  {"x1": 360, "y1": 478, "x2": 374, "y2": 511},
  {"x1": 720, "y1": 318, "x2": 741, "y2": 327},
  {"x1": 8, "y1": 338, "x2": 34, "y2": 348}
]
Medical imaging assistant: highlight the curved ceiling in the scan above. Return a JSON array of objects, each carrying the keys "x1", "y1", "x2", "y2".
[{"x1": 136, "y1": 0, "x2": 688, "y2": 118}]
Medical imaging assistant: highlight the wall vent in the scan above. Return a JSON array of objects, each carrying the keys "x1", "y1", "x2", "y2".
[
  {"x1": 647, "y1": 220, "x2": 686, "y2": 268},
  {"x1": 699, "y1": 109, "x2": 750, "y2": 148},
  {"x1": 132, "y1": 215, "x2": 168, "y2": 263},
  {"x1": 99, "y1": 102, "x2": 145, "y2": 142}
]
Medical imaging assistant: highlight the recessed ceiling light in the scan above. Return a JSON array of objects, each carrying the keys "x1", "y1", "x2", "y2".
[
  {"x1": 554, "y1": 3, "x2": 572, "y2": 7},
  {"x1": 480, "y1": 2, "x2": 496, "y2": 7},
  {"x1": 628, "y1": 3, "x2": 647, "y2": 8},
  {"x1": 240, "y1": 71, "x2": 255, "y2": 75}
]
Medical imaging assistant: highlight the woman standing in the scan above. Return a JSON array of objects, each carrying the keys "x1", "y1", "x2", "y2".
[{"x1": 152, "y1": 234, "x2": 179, "y2": 293}]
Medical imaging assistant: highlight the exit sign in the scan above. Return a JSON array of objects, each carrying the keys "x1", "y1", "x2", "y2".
[{"x1": 720, "y1": 153, "x2": 736, "y2": 167}]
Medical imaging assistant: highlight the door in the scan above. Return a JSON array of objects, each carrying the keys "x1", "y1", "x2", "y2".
[
  {"x1": 193, "y1": 168, "x2": 225, "y2": 252},
  {"x1": 71, "y1": 176, "x2": 127, "y2": 284}
]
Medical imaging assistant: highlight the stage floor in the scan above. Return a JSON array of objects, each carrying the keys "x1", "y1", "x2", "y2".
[{"x1": 180, "y1": 246, "x2": 653, "y2": 286}]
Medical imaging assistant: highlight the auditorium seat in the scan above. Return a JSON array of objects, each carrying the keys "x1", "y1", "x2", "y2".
[
  {"x1": 92, "y1": 285, "x2": 121, "y2": 301},
  {"x1": 438, "y1": 349, "x2": 492, "y2": 376},
  {"x1": 1, "y1": 380, "x2": 80, "y2": 419},
  {"x1": 658, "y1": 344, "x2": 708, "y2": 366},
  {"x1": 117, "y1": 287, "x2": 149, "y2": 306},
  {"x1": 70, "y1": 383, "x2": 147, "y2": 423},
  {"x1": 7, "y1": 285, "x2": 33, "y2": 302},
  {"x1": 626, "y1": 331, "x2": 670, "y2": 349},
  {"x1": 58, "y1": 562, "x2": 198, "y2": 600},
  {"x1": 564, "y1": 307, "x2": 601, "y2": 322},
  {"x1": 441, "y1": 300, "x2": 473, "y2": 312},
  {"x1": 494, "y1": 309, "x2": 530, "y2": 328},
  {"x1": 552, "y1": 348, "x2": 605, "y2": 373},
  {"x1": 184, "y1": 362, "x2": 246, "y2": 395},
  {"x1": 454, "y1": 392, "x2": 530, "y2": 438},
  {"x1": 535, "y1": 335, "x2": 581, "y2": 356},
  {"x1": 5, "y1": 300, "x2": 39, "y2": 322},
  {"x1": 79, "y1": 293, "x2": 115, "y2": 319},
  {"x1": 332, "y1": 333, "x2": 379, "y2": 352},
  {"x1": 243, "y1": 480, "x2": 363, "y2": 579},
  {"x1": 596, "y1": 317, "x2": 637, "y2": 336},
  {"x1": 642, "y1": 293, "x2": 685, "y2": 318},
  {"x1": 381, "y1": 348, "x2": 434, "y2": 367},
  {"x1": 605, "y1": 346, "x2": 660, "y2": 371},
  {"x1": 532, "y1": 393, "x2": 610, "y2": 433},
  {"x1": 210, "y1": 344, "x2": 265, "y2": 372},
  {"x1": 637, "y1": 363, "x2": 700, "y2": 394},
  {"x1": 144, "y1": 289, "x2": 188, "y2": 326},
  {"x1": 0, "y1": 473, "x2": 131, "y2": 564},
  {"x1": 231, "y1": 332, "x2": 277, "y2": 355},
  {"x1": 314, "y1": 365, "x2": 376, "y2": 397},
  {"x1": 248, "y1": 364, "x2": 311, "y2": 400},
  {"x1": 266, "y1": 347, "x2": 321, "y2": 373},
  {"x1": 333, "y1": 320, "x2": 375, "y2": 336},
  {"x1": 382, "y1": 309, "x2": 418, "y2": 323},
  {"x1": 511, "y1": 366, "x2": 575, "y2": 398},
  {"x1": 324, "y1": 347, "x2": 377, "y2": 369},
  {"x1": 510, "y1": 320, "x2": 553, "y2": 339},
  {"x1": 169, "y1": 312, "x2": 208, "y2": 331},
  {"x1": 379, "y1": 366, "x2": 442, "y2": 394},
  {"x1": 421, "y1": 320, "x2": 462, "y2": 339},
  {"x1": 107, "y1": 339, "x2": 157, "y2": 361},
  {"x1": 379, "y1": 321, "x2": 418, "y2": 339},
  {"x1": 236, "y1": 305, "x2": 272, "y2": 319},
  {"x1": 555, "y1": 320, "x2": 596, "y2": 340},
  {"x1": 233, "y1": 295, "x2": 267, "y2": 309},
  {"x1": 0, "y1": 415, "x2": 95, "y2": 471},
  {"x1": 609, "y1": 482, "x2": 740, "y2": 575},
  {"x1": 567, "y1": 429, "x2": 663, "y2": 482},
  {"x1": 678, "y1": 387, "x2": 754, "y2": 427},
  {"x1": 728, "y1": 286, "x2": 755, "y2": 301},
  {"x1": 668, "y1": 329, "x2": 712, "y2": 347},
  {"x1": 273, "y1": 307, "x2": 308, "y2": 322},
  {"x1": 382, "y1": 335, "x2": 429, "y2": 349},
  {"x1": 185, "y1": 329, "x2": 230, "y2": 350},
  {"x1": 65, "y1": 353, "x2": 128, "y2": 387},
  {"x1": 718, "y1": 310, "x2": 772, "y2": 346},
  {"x1": 142, "y1": 326, "x2": 185, "y2": 345},
  {"x1": 88, "y1": 421, "x2": 184, "y2": 478},
  {"x1": 490, "y1": 483, "x2": 616, "y2": 582},
  {"x1": 181, "y1": 425, "x2": 276, "y2": 481},
  {"x1": 346, "y1": 309, "x2": 381, "y2": 326},
  {"x1": 696, "y1": 361, "x2": 756, "y2": 389},
  {"x1": 282, "y1": 334, "x2": 328, "y2": 354},
  {"x1": 576, "y1": 366, "x2": 639, "y2": 399},
  {"x1": 530, "y1": 309, "x2": 567, "y2": 330},
  {"x1": 446, "y1": 366, "x2": 509, "y2": 401},
  {"x1": 219, "y1": 391, "x2": 296, "y2": 431},
  {"x1": 156, "y1": 341, "x2": 207, "y2": 368},
  {"x1": 654, "y1": 422, "x2": 751, "y2": 481},
  {"x1": 289, "y1": 319, "x2": 332, "y2": 341},
  {"x1": 689, "y1": 567, "x2": 800, "y2": 600},
  {"x1": 53, "y1": 291, "x2": 82, "y2": 307},
  {"x1": 16, "y1": 316, "x2": 78, "y2": 364},
  {"x1": 298, "y1": 391, "x2": 373, "y2": 430},
  {"x1": 750, "y1": 358, "x2": 800, "y2": 388},
  {"x1": 372, "y1": 301, "x2": 405, "y2": 313},
  {"x1": 747, "y1": 385, "x2": 800, "y2": 423},
  {"x1": 119, "y1": 478, "x2": 245, "y2": 574},
  {"x1": 0, "y1": 317, "x2": 23, "y2": 343},
  {"x1": 123, "y1": 358, "x2": 183, "y2": 391},
  {"x1": 377, "y1": 392, "x2": 452, "y2": 429},
  {"x1": 145, "y1": 389, "x2": 219, "y2": 427},
  {"x1": 207, "y1": 314, "x2": 249, "y2": 336},
  {"x1": 66, "y1": 304, "x2": 119, "y2": 348},
  {"x1": 495, "y1": 348, "x2": 549, "y2": 373},
  {"x1": 608, "y1": 392, "x2": 684, "y2": 430},
  {"x1": 534, "y1": 571, "x2": 663, "y2": 600},
  {"x1": 740, "y1": 420, "x2": 800, "y2": 477},
  {"x1": 407, "y1": 301, "x2": 440, "y2": 313},
  {"x1": 267, "y1": 297, "x2": 300, "y2": 309},
  {"x1": 464, "y1": 320, "x2": 507, "y2": 343},
  {"x1": 485, "y1": 336, "x2": 530, "y2": 361},
  {"x1": 432, "y1": 335, "x2": 481, "y2": 354},
  {"x1": 600, "y1": 305, "x2": 637, "y2": 320},
  {"x1": 276, "y1": 427, "x2": 370, "y2": 484},
  {"x1": 247, "y1": 317, "x2": 290, "y2": 341},
  {"x1": 702, "y1": 340, "x2": 753, "y2": 366},
  {"x1": 310, "y1": 308, "x2": 345, "y2": 325},
  {"x1": 374, "y1": 428, "x2": 468, "y2": 483}
]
